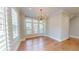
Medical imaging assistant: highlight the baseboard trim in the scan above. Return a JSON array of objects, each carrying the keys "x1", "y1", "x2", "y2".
[
  {"x1": 45, "y1": 35, "x2": 69, "y2": 42},
  {"x1": 45, "y1": 35, "x2": 62, "y2": 42},
  {"x1": 70, "y1": 35, "x2": 79, "y2": 39}
]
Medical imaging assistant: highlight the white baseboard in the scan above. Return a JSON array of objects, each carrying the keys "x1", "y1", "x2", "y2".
[
  {"x1": 22, "y1": 34, "x2": 44, "y2": 41},
  {"x1": 45, "y1": 35, "x2": 62, "y2": 42},
  {"x1": 70, "y1": 35, "x2": 79, "y2": 39},
  {"x1": 45, "y1": 35, "x2": 69, "y2": 42}
]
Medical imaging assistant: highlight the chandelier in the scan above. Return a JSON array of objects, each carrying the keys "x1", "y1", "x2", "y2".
[{"x1": 38, "y1": 8, "x2": 47, "y2": 20}]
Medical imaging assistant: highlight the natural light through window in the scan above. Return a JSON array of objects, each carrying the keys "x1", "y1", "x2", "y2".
[
  {"x1": 0, "y1": 7, "x2": 7, "y2": 51},
  {"x1": 12, "y1": 8, "x2": 19, "y2": 39},
  {"x1": 25, "y1": 17, "x2": 45, "y2": 35}
]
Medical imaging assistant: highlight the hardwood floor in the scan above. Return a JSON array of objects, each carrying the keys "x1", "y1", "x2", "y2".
[{"x1": 17, "y1": 36, "x2": 79, "y2": 51}]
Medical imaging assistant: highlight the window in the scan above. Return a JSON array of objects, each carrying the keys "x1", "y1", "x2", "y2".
[
  {"x1": 12, "y1": 8, "x2": 19, "y2": 39},
  {"x1": 25, "y1": 18, "x2": 45, "y2": 35},
  {"x1": 0, "y1": 7, "x2": 7, "y2": 51},
  {"x1": 39, "y1": 23, "x2": 44, "y2": 33},
  {"x1": 25, "y1": 18, "x2": 32, "y2": 34},
  {"x1": 33, "y1": 19, "x2": 38, "y2": 33},
  {"x1": 33, "y1": 23, "x2": 38, "y2": 33},
  {"x1": 39, "y1": 20, "x2": 44, "y2": 33}
]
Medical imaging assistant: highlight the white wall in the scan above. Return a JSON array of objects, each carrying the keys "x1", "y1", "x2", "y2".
[
  {"x1": 70, "y1": 15, "x2": 79, "y2": 38},
  {"x1": 19, "y1": 12, "x2": 25, "y2": 39},
  {"x1": 61, "y1": 12, "x2": 70, "y2": 40},
  {"x1": 47, "y1": 12, "x2": 62, "y2": 41},
  {"x1": 47, "y1": 11, "x2": 70, "y2": 42}
]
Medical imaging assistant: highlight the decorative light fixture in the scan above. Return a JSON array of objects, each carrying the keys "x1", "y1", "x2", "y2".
[
  {"x1": 40, "y1": 8, "x2": 43, "y2": 20},
  {"x1": 38, "y1": 8, "x2": 47, "y2": 20}
]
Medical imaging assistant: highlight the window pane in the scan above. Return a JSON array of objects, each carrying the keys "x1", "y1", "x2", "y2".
[
  {"x1": 0, "y1": 19, "x2": 3, "y2": 24},
  {"x1": 39, "y1": 23, "x2": 44, "y2": 33},
  {"x1": 12, "y1": 8, "x2": 19, "y2": 39},
  {"x1": 26, "y1": 23, "x2": 32, "y2": 29},
  {"x1": 26, "y1": 29, "x2": 32, "y2": 34},
  {"x1": 0, "y1": 31, "x2": 5, "y2": 36},
  {"x1": 33, "y1": 23, "x2": 38, "y2": 33},
  {"x1": 0, "y1": 13, "x2": 5, "y2": 18},
  {"x1": 25, "y1": 18, "x2": 45, "y2": 35},
  {"x1": 33, "y1": 19, "x2": 38, "y2": 23},
  {"x1": 0, "y1": 25, "x2": 4, "y2": 31},
  {"x1": 0, "y1": 8, "x2": 4, "y2": 12},
  {"x1": 25, "y1": 18, "x2": 32, "y2": 34},
  {"x1": 26, "y1": 18, "x2": 32, "y2": 22}
]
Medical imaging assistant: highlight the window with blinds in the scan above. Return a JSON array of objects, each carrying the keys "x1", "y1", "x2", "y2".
[{"x1": 0, "y1": 7, "x2": 7, "y2": 51}]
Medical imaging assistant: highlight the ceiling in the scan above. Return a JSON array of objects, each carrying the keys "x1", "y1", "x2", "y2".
[{"x1": 17, "y1": 7, "x2": 79, "y2": 18}]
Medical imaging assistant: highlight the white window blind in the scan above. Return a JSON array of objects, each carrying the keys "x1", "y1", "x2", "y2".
[{"x1": 0, "y1": 7, "x2": 7, "y2": 51}]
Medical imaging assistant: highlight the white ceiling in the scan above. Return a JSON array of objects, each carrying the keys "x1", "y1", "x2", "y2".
[{"x1": 17, "y1": 7, "x2": 79, "y2": 18}]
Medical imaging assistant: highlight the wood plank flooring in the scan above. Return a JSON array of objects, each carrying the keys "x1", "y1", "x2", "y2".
[{"x1": 17, "y1": 36, "x2": 79, "y2": 51}]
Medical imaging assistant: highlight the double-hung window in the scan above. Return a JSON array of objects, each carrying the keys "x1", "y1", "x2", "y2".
[
  {"x1": 33, "y1": 19, "x2": 38, "y2": 33},
  {"x1": 39, "y1": 20, "x2": 44, "y2": 34},
  {"x1": 25, "y1": 18, "x2": 32, "y2": 34},
  {"x1": 11, "y1": 8, "x2": 19, "y2": 40}
]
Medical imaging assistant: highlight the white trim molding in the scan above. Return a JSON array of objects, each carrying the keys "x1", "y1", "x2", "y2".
[
  {"x1": 45, "y1": 35, "x2": 69, "y2": 42},
  {"x1": 70, "y1": 35, "x2": 79, "y2": 39},
  {"x1": 45, "y1": 35, "x2": 62, "y2": 42}
]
